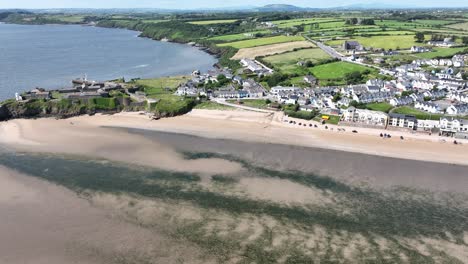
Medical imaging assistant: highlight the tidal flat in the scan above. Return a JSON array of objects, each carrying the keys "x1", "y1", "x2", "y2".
[{"x1": 1, "y1": 129, "x2": 468, "y2": 264}]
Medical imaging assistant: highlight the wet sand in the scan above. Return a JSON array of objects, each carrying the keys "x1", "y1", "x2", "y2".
[
  {"x1": 0, "y1": 166, "x2": 211, "y2": 264},
  {"x1": 0, "y1": 111, "x2": 467, "y2": 192},
  {"x1": 1, "y1": 111, "x2": 468, "y2": 263}
]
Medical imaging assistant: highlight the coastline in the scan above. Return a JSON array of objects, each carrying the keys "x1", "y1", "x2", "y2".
[{"x1": 1, "y1": 109, "x2": 467, "y2": 167}]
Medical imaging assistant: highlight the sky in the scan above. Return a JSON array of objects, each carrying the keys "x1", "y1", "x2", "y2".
[{"x1": 0, "y1": 0, "x2": 466, "y2": 9}]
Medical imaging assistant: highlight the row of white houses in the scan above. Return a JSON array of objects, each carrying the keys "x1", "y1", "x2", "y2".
[{"x1": 340, "y1": 108, "x2": 468, "y2": 138}]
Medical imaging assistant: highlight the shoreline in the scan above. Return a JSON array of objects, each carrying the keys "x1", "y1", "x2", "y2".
[
  {"x1": 1, "y1": 109, "x2": 467, "y2": 167},
  {"x1": 0, "y1": 22, "x2": 218, "y2": 101}
]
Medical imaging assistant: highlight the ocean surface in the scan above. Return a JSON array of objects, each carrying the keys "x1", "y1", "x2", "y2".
[{"x1": 0, "y1": 23, "x2": 217, "y2": 100}]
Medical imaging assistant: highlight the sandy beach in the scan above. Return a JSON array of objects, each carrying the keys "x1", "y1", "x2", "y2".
[
  {"x1": 1, "y1": 109, "x2": 466, "y2": 167},
  {"x1": 1, "y1": 110, "x2": 468, "y2": 263}
]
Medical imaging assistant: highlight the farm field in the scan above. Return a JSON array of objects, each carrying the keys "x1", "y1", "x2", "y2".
[
  {"x1": 413, "y1": 47, "x2": 467, "y2": 59},
  {"x1": 207, "y1": 31, "x2": 269, "y2": 42},
  {"x1": 231, "y1": 41, "x2": 314, "y2": 59},
  {"x1": 447, "y1": 22, "x2": 468, "y2": 31},
  {"x1": 134, "y1": 76, "x2": 189, "y2": 96},
  {"x1": 141, "y1": 19, "x2": 167, "y2": 23},
  {"x1": 413, "y1": 19, "x2": 457, "y2": 25},
  {"x1": 45, "y1": 15, "x2": 85, "y2": 23},
  {"x1": 326, "y1": 35, "x2": 427, "y2": 50},
  {"x1": 263, "y1": 48, "x2": 331, "y2": 74},
  {"x1": 218, "y1": 35, "x2": 305, "y2": 49},
  {"x1": 273, "y1": 18, "x2": 341, "y2": 28},
  {"x1": 188, "y1": 19, "x2": 238, "y2": 25},
  {"x1": 310, "y1": 61, "x2": 374, "y2": 80}
]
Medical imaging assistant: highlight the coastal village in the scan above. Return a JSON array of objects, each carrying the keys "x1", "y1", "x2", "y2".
[
  {"x1": 3, "y1": 8, "x2": 468, "y2": 264},
  {"x1": 3, "y1": 37, "x2": 468, "y2": 141},
  {"x1": 1, "y1": 10, "x2": 468, "y2": 141}
]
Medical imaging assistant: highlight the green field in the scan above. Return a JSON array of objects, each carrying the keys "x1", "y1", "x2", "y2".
[
  {"x1": 392, "y1": 106, "x2": 443, "y2": 120},
  {"x1": 326, "y1": 35, "x2": 428, "y2": 50},
  {"x1": 227, "y1": 99, "x2": 270, "y2": 109},
  {"x1": 413, "y1": 19, "x2": 457, "y2": 26},
  {"x1": 141, "y1": 19, "x2": 167, "y2": 23},
  {"x1": 310, "y1": 61, "x2": 374, "y2": 80},
  {"x1": 217, "y1": 35, "x2": 305, "y2": 49},
  {"x1": 194, "y1": 101, "x2": 235, "y2": 110},
  {"x1": 413, "y1": 47, "x2": 467, "y2": 59},
  {"x1": 263, "y1": 48, "x2": 331, "y2": 74},
  {"x1": 134, "y1": 76, "x2": 189, "y2": 96},
  {"x1": 274, "y1": 18, "x2": 342, "y2": 28},
  {"x1": 207, "y1": 31, "x2": 268, "y2": 42},
  {"x1": 45, "y1": 15, "x2": 85, "y2": 23},
  {"x1": 366, "y1": 102, "x2": 394, "y2": 113},
  {"x1": 189, "y1": 19, "x2": 238, "y2": 25},
  {"x1": 447, "y1": 22, "x2": 468, "y2": 31}
]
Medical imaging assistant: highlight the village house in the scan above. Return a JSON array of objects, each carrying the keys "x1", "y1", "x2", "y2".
[
  {"x1": 214, "y1": 87, "x2": 249, "y2": 99},
  {"x1": 427, "y1": 38, "x2": 455, "y2": 47},
  {"x1": 243, "y1": 84, "x2": 266, "y2": 98},
  {"x1": 270, "y1": 86, "x2": 300, "y2": 95},
  {"x1": 446, "y1": 104, "x2": 468, "y2": 116},
  {"x1": 337, "y1": 97, "x2": 351, "y2": 107},
  {"x1": 303, "y1": 75, "x2": 317, "y2": 86},
  {"x1": 343, "y1": 41, "x2": 363, "y2": 51},
  {"x1": 423, "y1": 90, "x2": 446, "y2": 100},
  {"x1": 416, "y1": 119, "x2": 440, "y2": 132},
  {"x1": 412, "y1": 80, "x2": 435, "y2": 90},
  {"x1": 414, "y1": 101, "x2": 442, "y2": 114},
  {"x1": 450, "y1": 93, "x2": 468, "y2": 103},
  {"x1": 341, "y1": 107, "x2": 388, "y2": 128},
  {"x1": 387, "y1": 113, "x2": 417, "y2": 130},
  {"x1": 409, "y1": 93, "x2": 425, "y2": 102},
  {"x1": 176, "y1": 86, "x2": 200, "y2": 97},
  {"x1": 390, "y1": 96, "x2": 414, "y2": 107},
  {"x1": 440, "y1": 117, "x2": 468, "y2": 138},
  {"x1": 354, "y1": 91, "x2": 394, "y2": 104},
  {"x1": 240, "y1": 58, "x2": 271, "y2": 75},
  {"x1": 410, "y1": 46, "x2": 431, "y2": 53},
  {"x1": 366, "y1": 79, "x2": 385, "y2": 88},
  {"x1": 22, "y1": 88, "x2": 51, "y2": 100}
]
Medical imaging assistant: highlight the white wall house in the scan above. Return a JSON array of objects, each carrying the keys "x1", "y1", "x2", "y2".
[{"x1": 342, "y1": 107, "x2": 388, "y2": 127}]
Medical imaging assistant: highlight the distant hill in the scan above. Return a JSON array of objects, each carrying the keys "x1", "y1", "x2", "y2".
[{"x1": 255, "y1": 4, "x2": 307, "y2": 12}]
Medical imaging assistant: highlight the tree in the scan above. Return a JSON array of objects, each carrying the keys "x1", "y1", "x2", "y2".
[
  {"x1": 414, "y1": 32, "x2": 425, "y2": 43},
  {"x1": 344, "y1": 71, "x2": 364, "y2": 85},
  {"x1": 462, "y1": 36, "x2": 468, "y2": 45},
  {"x1": 462, "y1": 73, "x2": 468, "y2": 81},
  {"x1": 332, "y1": 93, "x2": 342, "y2": 103},
  {"x1": 216, "y1": 74, "x2": 229, "y2": 86}
]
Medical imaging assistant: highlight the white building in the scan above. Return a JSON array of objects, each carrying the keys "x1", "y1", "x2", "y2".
[
  {"x1": 446, "y1": 104, "x2": 468, "y2": 116},
  {"x1": 342, "y1": 107, "x2": 388, "y2": 127},
  {"x1": 270, "y1": 86, "x2": 300, "y2": 95},
  {"x1": 388, "y1": 113, "x2": 417, "y2": 130},
  {"x1": 440, "y1": 117, "x2": 468, "y2": 136},
  {"x1": 414, "y1": 101, "x2": 442, "y2": 114},
  {"x1": 416, "y1": 119, "x2": 440, "y2": 131}
]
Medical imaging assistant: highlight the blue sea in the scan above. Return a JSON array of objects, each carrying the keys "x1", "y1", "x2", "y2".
[{"x1": 0, "y1": 23, "x2": 217, "y2": 100}]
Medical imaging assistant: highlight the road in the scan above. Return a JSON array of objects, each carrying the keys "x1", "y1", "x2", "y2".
[
  {"x1": 303, "y1": 35, "x2": 395, "y2": 76},
  {"x1": 303, "y1": 35, "x2": 343, "y2": 59}
]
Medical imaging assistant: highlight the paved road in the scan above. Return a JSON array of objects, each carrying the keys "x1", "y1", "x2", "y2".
[
  {"x1": 303, "y1": 35, "x2": 395, "y2": 76},
  {"x1": 303, "y1": 35, "x2": 343, "y2": 59}
]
